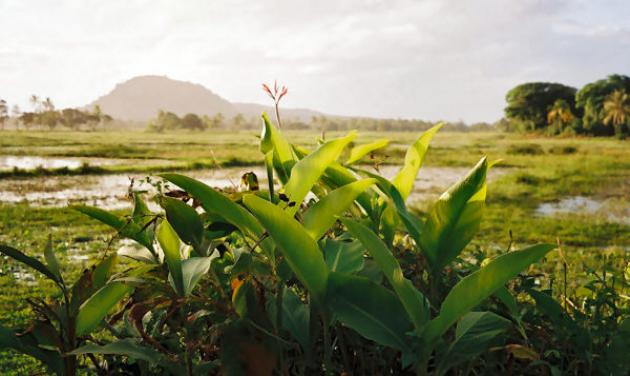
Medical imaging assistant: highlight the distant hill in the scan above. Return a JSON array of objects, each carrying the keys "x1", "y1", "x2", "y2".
[{"x1": 88, "y1": 75, "x2": 322, "y2": 122}]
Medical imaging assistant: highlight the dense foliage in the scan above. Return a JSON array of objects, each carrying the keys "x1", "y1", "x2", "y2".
[
  {"x1": 503, "y1": 74, "x2": 630, "y2": 137},
  {"x1": 1, "y1": 108, "x2": 628, "y2": 375}
]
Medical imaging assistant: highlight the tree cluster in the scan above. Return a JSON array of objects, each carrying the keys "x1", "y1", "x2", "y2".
[
  {"x1": 0, "y1": 96, "x2": 113, "y2": 131},
  {"x1": 503, "y1": 74, "x2": 630, "y2": 137},
  {"x1": 147, "y1": 110, "x2": 496, "y2": 133}
]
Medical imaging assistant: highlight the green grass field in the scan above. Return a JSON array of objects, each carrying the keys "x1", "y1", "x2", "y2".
[{"x1": 1, "y1": 130, "x2": 629, "y2": 373}]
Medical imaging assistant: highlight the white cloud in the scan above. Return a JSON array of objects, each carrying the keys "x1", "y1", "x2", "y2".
[{"x1": 0, "y1": 0, "x2": 628, "y2": 122}]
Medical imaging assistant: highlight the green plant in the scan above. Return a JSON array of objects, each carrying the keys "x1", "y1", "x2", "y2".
[
  {"x1": 0, "y1": 239, "x2": 130, "y2": 375},
  {"x1": 0, "y1": 89, "x2": 567, "y2": 375}
]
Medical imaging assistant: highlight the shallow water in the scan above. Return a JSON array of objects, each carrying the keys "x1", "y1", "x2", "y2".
[
  {"x1": 0, "y1": 155, "x2": 181, "y2": 171},
  {"x1": 0, "y1": 155, "x2": 122, "y2": 170},
  {"x1": 0, "y1": 167, "x2": 267, "y2": 209},
  {"x1": 536, "y1": 196, "x2": 630, "y2": 225},
  {"x1": 0, "y1": 164, "x2": 505, "y2": 209}
]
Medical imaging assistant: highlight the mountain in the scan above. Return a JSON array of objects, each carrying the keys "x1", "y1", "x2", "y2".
[{"x1": 88, "y1": 75, "x2": 322, "y2": 122}]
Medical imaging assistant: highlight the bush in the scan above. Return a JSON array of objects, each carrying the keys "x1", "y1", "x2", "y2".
[
  {"x1": 507, "y1": 143, "x2": 545, "y2": 155},
  {"x1": 548, "y1": 145, "x2": 578, "y2": 155}
]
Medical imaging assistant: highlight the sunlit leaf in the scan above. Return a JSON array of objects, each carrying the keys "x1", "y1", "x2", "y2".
[
  {"x1": 157, "y1": 220, "x2": 184, "y2": 296},
  {"x1": 346, "y1": 138, "x2": 389, "y2": 165},
  {"x1": 261, "y1": 112, "x2": 296, "y2": 183},
  {"x1": 243, "y1": 194, "x2": 328, "y2": 301},
  {"x1": 302, "y1": 178, "x2": 376, "y2": 239},
  {"x1": 419, "y1": 157, "x2": 488, "y2": 270},
  {"x1": 283, "y1": 132, "x2": 356, "y2": 215},
  {"x1": 392, "y1": 123, "x2": 442, "y2": 200}
]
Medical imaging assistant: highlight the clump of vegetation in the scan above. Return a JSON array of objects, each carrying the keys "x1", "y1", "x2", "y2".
[
  {"x1": 0, "y1": 86, "x2": 628, "y2": 375},
  {"x1": 502, "y1": 74, "x2": 630, "y2": 138},
  {"x1": 548, "y1": 145, "x2": 578, "y2": 155},
  {"x1": 507, "y1": 143, "x2": 545, "y2": 155}
]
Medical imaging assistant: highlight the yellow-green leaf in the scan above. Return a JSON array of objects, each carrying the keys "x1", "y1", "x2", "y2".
[
  {"x1": 243, "y1": 195, "x2": 328, "y2": 301},
  {"x1": 283, "y1": 132, "x2": 356, "y2": 215},
  {"x1": 346, "y1": 138, "x2": 389, "y2": 165},
  {"x1": 76, "y1": 281, "x2": 133, "y2": 336},
  {"x1": 157, "y1": 220, "x2": 184, "y2": 296},
  {"x1": 392, "y1": 123, "x2": 442, "y2": 200},
  {"x1": 302, "y1": 178, "x2": 376, "y2": 239},
  {"x1": 419, "y1": 157, "x2": 488, "y2": 270}
]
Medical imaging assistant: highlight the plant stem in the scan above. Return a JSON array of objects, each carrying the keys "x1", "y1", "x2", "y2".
[
  {"x1": 322, "y1": 310, "x2": 333, "y2": 375},
  {"x1": 276, "y1": 281, "x2": 285, "y2": 372}
]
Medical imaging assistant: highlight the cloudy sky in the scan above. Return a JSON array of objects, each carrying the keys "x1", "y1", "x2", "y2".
[{"x1": 1, "y1": 0, "x2": 629, "y2": 122}]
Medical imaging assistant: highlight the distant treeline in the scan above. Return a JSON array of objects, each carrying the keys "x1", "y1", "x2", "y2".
[
  {"x1": 502, "y1": 74, "x2": 630, "y2": 137},
  {"x1": 0, "y1": 96, "x2": 113, "y2": 131},
  {"x1": 147, "y1": 109, "x2": 496, "y2": 133}
]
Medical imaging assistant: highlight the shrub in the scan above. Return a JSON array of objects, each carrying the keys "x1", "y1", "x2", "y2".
[{"x1": 507, "y1": 143, "x2": 545, "y2": 155}]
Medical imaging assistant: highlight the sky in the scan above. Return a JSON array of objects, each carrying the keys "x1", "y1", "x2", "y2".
[{"x1": 1, "y1": 0, "x2": 629, "y2": 123}]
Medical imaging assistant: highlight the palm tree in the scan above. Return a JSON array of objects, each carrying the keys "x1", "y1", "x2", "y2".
[
  {"x1": 29, "y1": 95, "x2": 40, "y2": 112},
  {"x1": 547, "y1": 99, "x2": 574, "y2": 134},
  {"x1": 603, "y1": 90, "x2": 630, "y2": 134},
  {"x1": 42, "y1": 97, "x2": 55, "y2": 112}
]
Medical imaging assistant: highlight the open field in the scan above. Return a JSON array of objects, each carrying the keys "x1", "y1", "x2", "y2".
[{"x1": 1, "y1": 130, "x2": 629, "y2": 373}]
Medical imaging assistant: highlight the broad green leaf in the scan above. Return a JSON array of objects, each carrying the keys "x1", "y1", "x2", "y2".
[
  {"x1": 326, "y1": 272, "x2": 412, "y2": 351},
  {"x1": 71, "y1": 338, "x2": 162, "y2": 363},
  {"x1": 181, "y1": 256, "x2": 214, "y2": 296},
  {"x1": 76, "y1": 281, "x2": 134, "y2": 336},
  {"x1": 243, "y1": 195, "x2": 328, "y2": 301},
  {"x1": 392, "y1": 123, "x2": 442, "y2": 200},
  {"x1": 322, "y1": 239, "x2": 365, "y2": 274},
  {"x1": 118, "y1": 246, "x2": 158, "y2": 264},
  {"x1": 422, "y1": 244, "x2": 555, "y2": 343},
  {"x1": 346, "y1": 138, "x2": 389, "y2": 165},
  {"x1": 358, "y1": 169, "x2": 422, "y2": 246},
  {"x1": 92, "y1": 254, "x2": 118, "y2": 289},
  {"x1": 283, "y1": 132, "x2": 357, "y2": 215},
  {"x1": 161, "y1": 196, "x2": 204, "y2": 249},
  {"x1": 74, "y1": 206, "x2": 154, "y2": 252},
  {"x1": 70, "y1": 254, "x2": 119, "y2": 314},
  {"x1": 71, "y1": 338, "x2": 180, "y2": 374},
  {"x1": 419, "y1": 157, "x2": 488, "y2": 270},
  {"x1": 302, "y1": 178, "x2": 376, "y2": 239},
  {"x1": 159, "y1": 174, "x2": 274, "y2": 258},
  {"x1": 342, "y1": 218, "x2": 429, "y2": 332},
  {"x1": 157, "y1": 220, "x2": 184, "y2": 296},
  {"x1": 281, "y1": 288, "x2": 310, "y2": 351},
  {"x1": 261, "y1": 112, "x2": 296, "y2": 183},
  {"x1": 320, "y1": 161, "x2": 376, "y2": 216},
  {"x1": 132, "y1": 194, "x2": 153, "y2": 225},
  {"x1": 0, "y1": 244, "x2": 59, "y2": 283},
  {"x1": 435, "y1": 311, "x2": 511, "y2": 375},
  {"x1": 43, "y1": 236, "x2": 61, "y2": 280}
]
